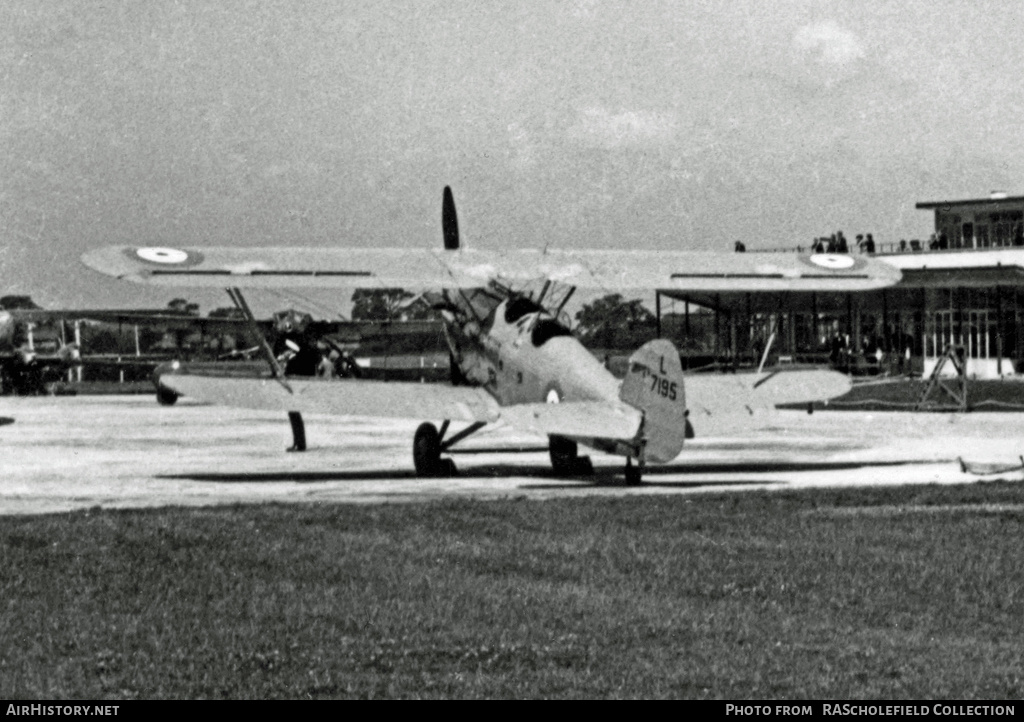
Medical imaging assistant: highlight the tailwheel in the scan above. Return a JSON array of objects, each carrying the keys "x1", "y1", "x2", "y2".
[
  {"x1": 549, "y1": 435, "x2": 594, "y2": 476},
  {"x1": 413, "y1": 422, "x2": 458, "y2": 478},
  {"x1": 624, "y1": 456, "x2": 643, "y2": 486}
]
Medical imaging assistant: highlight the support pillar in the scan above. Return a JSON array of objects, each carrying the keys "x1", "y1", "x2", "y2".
[
  {"x1": 882, "y1": 289, "x2": 889, "y2": 353},
  {"x1": 730, "y1": 313, "x2": 738, "y2": 372},
  {"x1": 74, "y1": 320, "x2": 82, "y2": 383},
  {"x1": 996, "y1": 286, "x2": 1004, "y2": 376},
  {"x1": 655, "y1": 292, "x2": 661, "y2": 339},
  {"x1": 745, "y1": 293, "x2": 752, "y2": 366},
  {"x1": 846, "y1": 294, "x2": 853, "y2": 371},
  {"x1": 713, "y1": 295, "x2": 721, "y2": 363},
  {"x1": 811, "y1": 292, "x2": 819, "y2": 358}
]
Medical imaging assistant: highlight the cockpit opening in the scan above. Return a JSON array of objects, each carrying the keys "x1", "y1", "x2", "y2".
[
  {"x1": 531, "y1": 318, "x2": 573, "y2": 346},
  {"x1": 504, "y1": 296, "x2": 545, "y2": 324}
]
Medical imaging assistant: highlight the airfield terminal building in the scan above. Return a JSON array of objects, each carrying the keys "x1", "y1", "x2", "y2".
[{"x1": 664, "y1": 192, "x2": 1024, "y2": 380}]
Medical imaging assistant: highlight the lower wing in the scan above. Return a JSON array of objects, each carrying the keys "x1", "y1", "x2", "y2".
[
  {"x1": 160, "y1": 372, "x2": 642, "y2": 441},
  {"x1": 161, "y1": 373, "x2": 501, "y2": 423}
]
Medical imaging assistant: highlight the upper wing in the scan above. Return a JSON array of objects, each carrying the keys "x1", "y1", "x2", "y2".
[{"x1": 82, "y1": 246, "x2": 900, "y2": 292}]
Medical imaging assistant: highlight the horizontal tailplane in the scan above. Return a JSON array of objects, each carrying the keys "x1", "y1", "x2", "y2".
[
  {"x1": 619, "y1": 339, "x2": 687, "y2": 464},
  {"x1": 750, "y1": 368, "x2": 851, "y2": 405}
]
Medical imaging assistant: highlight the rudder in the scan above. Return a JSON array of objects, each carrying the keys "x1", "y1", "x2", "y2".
[{"x1": 619, "y1": 338, "x2": 687, "y2": 464}]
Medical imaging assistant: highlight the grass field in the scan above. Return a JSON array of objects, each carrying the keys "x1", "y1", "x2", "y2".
[{"x1": 2, "y1": 483, "x2": 1023, "y2": 699}]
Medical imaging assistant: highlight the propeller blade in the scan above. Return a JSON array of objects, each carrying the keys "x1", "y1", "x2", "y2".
[{"x1": 442, "y1": 186, "x2": 460, "y2": 250}]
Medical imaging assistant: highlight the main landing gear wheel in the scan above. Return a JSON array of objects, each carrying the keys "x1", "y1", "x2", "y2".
[
  {"x1": 548, "y1": 435, "x2": 594, "y2": 476},
  {"x1": 624, "y1": 457, "x2": 643, "y2": 486},
  {"x1": 156, "y1": 385, "x2": 179, "y2": 406},
  {"x1": 413, "y1": 422, "x2": 458, "y2": 478}
]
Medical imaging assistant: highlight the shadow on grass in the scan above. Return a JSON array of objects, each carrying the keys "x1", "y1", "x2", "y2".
[
  {"x1": 157, "y1": 469, "x2": 421, "y2": 483},
  {"x1": 158, "y1": 458, "x2": 920, "y2": 486},
  {"x1": 688, "y1": 440, "x2": 864, "y2": 454},
  {"x1": 0, "y1": 416, "x2": 14, "y2": 426},
  {"x1": 521, "y1": 477, "x2": 781, "y2": 490},
  {"x1": 518, "y1": 460, "x2": 919, "y2": 490},
  {"x1": 643, "y1": 459, "x2": 918, "y2": 474}
]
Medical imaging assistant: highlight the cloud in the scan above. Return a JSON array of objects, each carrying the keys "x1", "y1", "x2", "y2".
[
  {"x1": 566, "y1": 107, "x2": 677, "y2": 148},
  {"x1": 793, "y1": 21, "x2": 865, "y2": 67}
]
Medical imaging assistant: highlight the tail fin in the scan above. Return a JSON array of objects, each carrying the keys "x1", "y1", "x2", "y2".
[{"x1": 619, "y1": 339, "x2": 687, "y2": 464}]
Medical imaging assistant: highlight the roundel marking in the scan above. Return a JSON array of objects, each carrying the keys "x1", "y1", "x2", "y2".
[
  {"x1": 807, "y1": 254, "x2": 856, "y2": 270},
  {"x1": 136, "y1": 247, "x2": 190, "y2": 264}
]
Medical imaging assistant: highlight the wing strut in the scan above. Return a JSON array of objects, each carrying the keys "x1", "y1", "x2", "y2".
[
  {"x1": 554, "y1": 286, "x2": 576, "y2": 319},
  {"x1": 226, "y1": 287, "x2": 293, "y2": 394}
]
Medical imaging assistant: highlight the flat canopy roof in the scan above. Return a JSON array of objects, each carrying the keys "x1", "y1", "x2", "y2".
[
  {"x1": 916, "y1": 195, "x2": 1024, "y2": 209},
  {"x1": 663, "y1": 266, "x2": 1024, "y2": 315}
]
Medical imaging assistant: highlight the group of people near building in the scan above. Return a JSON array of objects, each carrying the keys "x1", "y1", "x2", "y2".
[
  {"x1": 809, "y1": 231, "x2": 876, "y2": 254},
  {"x1": 892, "y1": 232, "x2": 950, "y2": 252},
  {"x1": 738, "y1": 220, "x2": 1024, "y2": 256}
]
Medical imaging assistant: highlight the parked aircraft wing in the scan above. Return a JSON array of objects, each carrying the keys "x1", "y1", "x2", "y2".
[
  {"x1": 684, "y1": 368, "x2": 850, "y2": 436},
  {"x1": 83, "y1": 246, "x2": 900, "y2": 292},
  {"x1": 160, "y1": 373, "x2": 501, "y2": 423}
]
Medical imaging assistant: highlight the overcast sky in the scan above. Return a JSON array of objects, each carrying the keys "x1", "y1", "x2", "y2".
[{"x1": 4, "y1": 0, "x2": 1024, "y2": 313}]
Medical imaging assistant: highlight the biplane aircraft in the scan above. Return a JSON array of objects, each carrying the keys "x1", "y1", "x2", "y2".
[
  {"x1": 82, "y1": 188, "x2": 900, "y2": 483},
  {"x1": 0, "y1": 307, "x2": 179, "y2": 394}
]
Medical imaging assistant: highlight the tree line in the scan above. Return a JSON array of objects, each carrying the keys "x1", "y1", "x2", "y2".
[{"x1": 3, "y1": 291, "x2": 676, "y2": 353}]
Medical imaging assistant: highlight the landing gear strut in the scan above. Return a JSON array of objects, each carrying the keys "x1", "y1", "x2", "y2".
[{"x1": 287, "y1": 411, "x2": 306, "y2": 452}]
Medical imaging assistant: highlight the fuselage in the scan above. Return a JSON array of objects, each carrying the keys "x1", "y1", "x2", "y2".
[{"x1": 445, "y1": 296, "x2": 621, "y2": 408}]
